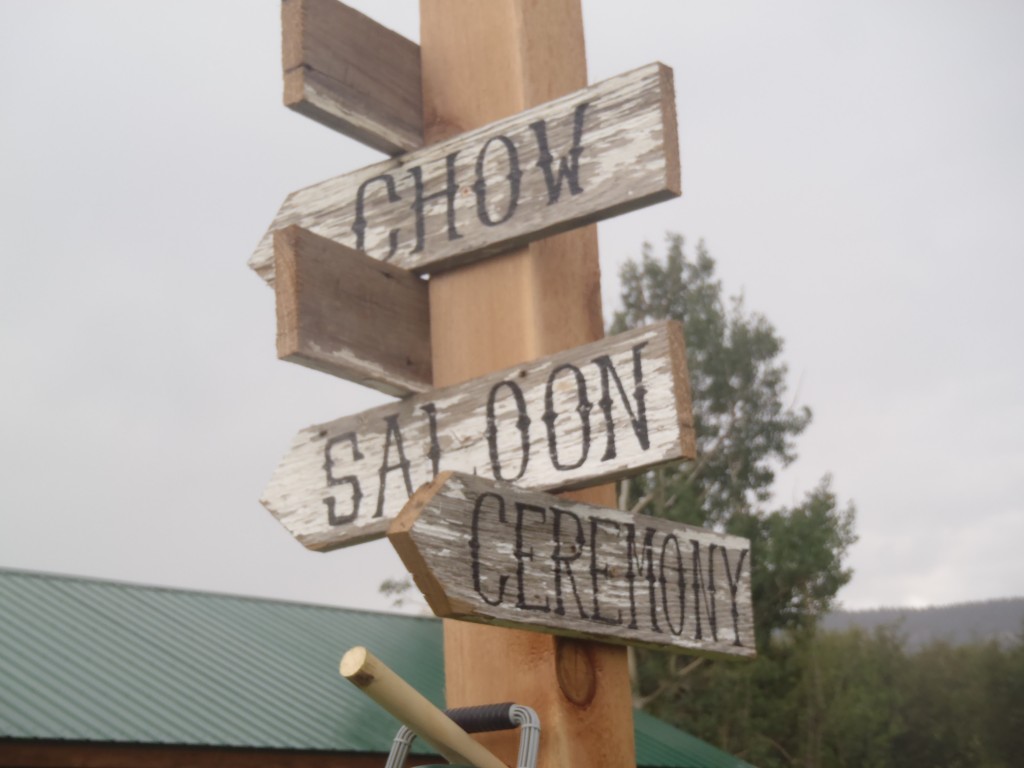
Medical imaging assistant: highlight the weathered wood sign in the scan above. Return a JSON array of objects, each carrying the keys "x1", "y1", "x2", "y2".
[
  {"x1": 262, "y1": 321, "x2": 694, "y2": 551},
  {"x1": 250, "y1": 62, "x2": 680, "y2": 284},
  {"x1": 274, "y1": 225, "x2": 432, "y2": 396},
  {"x1": 389, "y1": 472, "x2": 755, "y2": 658},
  {"x1": 282, "y1": 0, "x2": 422, "y2": 155}
]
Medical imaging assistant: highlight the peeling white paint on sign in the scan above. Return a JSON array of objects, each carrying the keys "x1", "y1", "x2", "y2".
[
  {"x1": 250, "y1": 62, "x2": 679, "y2": 282},
  {"x1": 262, "y1": 322, "x2": 694, "y2": 551}
]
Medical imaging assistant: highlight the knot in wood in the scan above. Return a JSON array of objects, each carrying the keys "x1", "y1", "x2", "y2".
[{"x1": 555, "y1": 638, "x2": 597, "y2": 707}]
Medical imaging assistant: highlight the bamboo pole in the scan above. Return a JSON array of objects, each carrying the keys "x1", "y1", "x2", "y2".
[{"x1": 340, "y1": 646, "x2": 506, "y2": 768}]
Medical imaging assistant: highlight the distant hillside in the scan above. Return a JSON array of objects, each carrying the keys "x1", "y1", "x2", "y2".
[{"x1": 823, "y1": 597, "x2": 1024, "y2": 650}]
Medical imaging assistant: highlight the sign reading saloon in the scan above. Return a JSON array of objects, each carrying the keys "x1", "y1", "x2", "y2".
[
  {"x1": 262, "y1": 322, "x2": 694, "y2": 551},
  {"x1": 249, "y1": 63, "x2": 679, "y2": 283},
  {"x1": 389, "y1": 472, "x2": 755, "y2": 658}
]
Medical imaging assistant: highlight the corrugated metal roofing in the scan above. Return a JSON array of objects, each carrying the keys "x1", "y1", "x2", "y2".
[
  {"x1": 0, "y1": 569, "x2": 753, "y2": 767},
  {"x1": 634, "y1": 710, "x2": 755, "y2": 768}
]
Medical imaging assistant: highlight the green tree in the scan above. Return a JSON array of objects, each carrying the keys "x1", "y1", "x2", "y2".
[
  {"x1": 612, "y1": 235, "x2": 856, "y2": 759},
  {"x1": 731, "y1": 478, "x2": 857, "y2": 645},
  {"x1": 981, "y1": 625, "x2": 1024, "y2": 766},
  {"x1": 612, "y1": 235, "x2": 856, "y2": 646},
  {"x1": 792, "y1": 625, "x2": 1021, "y2": 768},
  {"x1": 895, "y1": 640, "x2": 995, "y2": 768},
  {"x1": 611, "y1": 235, "x2": 814, "y2": 529}
]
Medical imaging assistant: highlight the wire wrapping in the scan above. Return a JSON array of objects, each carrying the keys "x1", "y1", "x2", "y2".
[{"x1": 384, "y1": 703, "x2": 541, "y2": 768}]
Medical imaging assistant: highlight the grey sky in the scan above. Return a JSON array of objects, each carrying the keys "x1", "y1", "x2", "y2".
[{"x1": 1, "y1": 0, "x2": 1021, "y2": 612}]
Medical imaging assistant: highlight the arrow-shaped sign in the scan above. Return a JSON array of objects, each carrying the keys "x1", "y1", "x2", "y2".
[
  {"x1": 250, "y1": 62, "x2": 680, "y2": 283},
  {"x1": 389, "y1": 471, "x2": 755, "y2": 658},
  {"x1": 262, "y1": 321, "x2": 694, "y2": 551}
]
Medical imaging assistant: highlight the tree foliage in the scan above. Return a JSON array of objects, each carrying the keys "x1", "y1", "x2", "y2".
[
  {"x1": 775, "y1": 627, "x2": 1023, "y2": 768},
  {"x1": 612, "y1": 235, "x2": 856, "y2": 649},
  {"x1": 612, "y1": 236, "x2": 1024, "y2": 767},
  {"x1": 612, "y1": 235, "x2": 858, "y2": 755},
  {"x1": 730, "y1": 478, "x2": 857, "y2": 645},
  {"x1": 611, "y1": 235, "x2": 814, "y2": 528}
]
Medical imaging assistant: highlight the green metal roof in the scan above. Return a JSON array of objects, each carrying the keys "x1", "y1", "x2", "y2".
[{"x1": 0, "y1": 569, "x2": 753, "y2": 767}]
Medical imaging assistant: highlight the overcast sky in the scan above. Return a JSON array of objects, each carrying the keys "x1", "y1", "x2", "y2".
[{"x1": 2, "y1": 0, "x2": 1021, "y2": 613}]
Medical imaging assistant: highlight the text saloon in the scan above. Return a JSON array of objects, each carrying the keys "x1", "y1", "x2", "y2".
[
  {"x1": 262, "y1": 321, "x2": 694, "y2": 551},
  {"x1": 250, "y1": 62, "x2": 679, "y2": 284},
  {"x1": 390, "y1": 472, "x2": 755, "y2": 658}
]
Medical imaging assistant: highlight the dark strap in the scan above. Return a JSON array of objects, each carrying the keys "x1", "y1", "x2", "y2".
[{"x1": 445, "y1": 702, "x2": 517, "y2": 733}]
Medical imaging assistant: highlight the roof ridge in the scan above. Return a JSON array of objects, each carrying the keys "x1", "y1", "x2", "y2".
[
  {"x1": 0, "y1": 566, "x2": 439, "y2": 623},
  {"x1": 0, "y1": 567, "x2": 751, "y2": 765}
]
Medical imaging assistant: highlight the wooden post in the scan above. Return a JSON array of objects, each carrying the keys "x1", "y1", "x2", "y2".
[{"x1": 419, "y1": 1, "x2": 636, "y2": 766}]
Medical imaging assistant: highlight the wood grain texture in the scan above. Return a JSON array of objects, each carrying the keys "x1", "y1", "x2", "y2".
[
  {"x1": 419, "y1": 3, "x2": 640, "y2": 767},
  {"x1": 250, "y1": 62, "x2": 680, "y2": 284},
  {"x1": 262, "y1": 321, "x2": 694, "y2": 551},
  {"x1": 273, "y1": 225, "x2": 432, "y2": 396},
  {"x1": 282, "y1": 0, "x2": 422, "y2": 154},
  {"x1": 390, "y1": 472, "x2": 756, "y2": 658}
]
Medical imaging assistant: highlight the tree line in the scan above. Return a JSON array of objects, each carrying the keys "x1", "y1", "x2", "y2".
[
  {"x1": 636, "y1": 619, "x2": 1024, "y2": 768},
  {"x1": 614, "y1": 236, "x2": 1022, "y2": 767}
]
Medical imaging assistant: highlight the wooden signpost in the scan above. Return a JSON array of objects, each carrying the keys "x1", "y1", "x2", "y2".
[
  {"x1": 262, "y1": 321, "x2": 694, "y2": 551},
  {"x1": 249, "y1": 2, "x2": 758, "y2": 767},
  {"x1": 390, "y1": 472, "x2": 755, "y2": 658},
  {"x1": 249, "y1": 62, "x2": 679, "y2": 283}
]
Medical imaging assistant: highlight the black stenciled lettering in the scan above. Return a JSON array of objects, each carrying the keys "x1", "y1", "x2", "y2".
[
  {"x1": 689, "y1": 540, "x2": 719, "y2": 642},
  {"x1": 409, "y1": 152, "x2": 462, "y2": 253},
  {"x1": 420, "y1": 402, "x2": 442, "y2": 478},
  {"x1": 659, "y1": 534, "x2": 686, "y2": 636},
  {"x1": 375, "y1": 415, "x2": 413, "y2": 518},
  {"x1": 470, "y1": 491, "x2": 509, "y2": 607},
  {"x1": 543, "y1": 363, "x2": 592, "y2": 472},
  {"x1": 624, "y1": 524, "x2": 661, "y2": 632},
  {"x1": 550, "y1": 506, "x2": 588, "y2": 619},
  {"x1": 324, "y1": 432, "x2": 363, "y2": 483},
  {"x1": 589, "y1": 517, "x2": 623, "y2": 626},
  {"x1": 529, "y1": 101, "x2": 590, "y2": 204},
  {"x1": 592, "y1": 341, "x2": 650, "y2": 461},
  {"x1": 720, "y1": 547, "x2": 749, "y2": 646},
  {"x1": 353, "y1": 174, "x2": 401, "y2": 259},
  {"x1": 473, "y1": 135, "x2": 522, "y2": 226},
  {"x1": 485, "y1": 381, "x2": 531, "y2": 481},
  {"x1": 322, "y1": 432, "x2": 364, "y2": 525},
  {"x1": 323, "y1": 494, "x2": 360, "y2": 526},
  {"x1": 513, "y1": 502, "x2": 550, "y2": 613}
]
